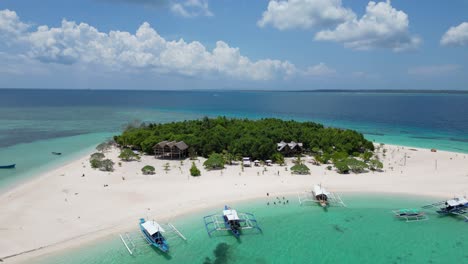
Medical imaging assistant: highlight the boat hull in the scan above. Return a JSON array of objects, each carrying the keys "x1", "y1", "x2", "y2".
[{"x1": 0, "y1": 164, "x2": 15, "y2": 169}]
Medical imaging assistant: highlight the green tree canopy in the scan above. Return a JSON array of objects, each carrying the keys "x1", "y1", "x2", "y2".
[
  {"x1": 114, "y1": 117, "x2": 374, "y2": 160},
  {"x1": 203, "y1": 153, "x2": 226, "y2": 170},
  {"x1": 190, "y1": 162, "x2": 201, "y2": 176},
  {"x1": 291, "y1": 164, "x2": 310, "y2": 175},
  {"x1": 141, "y1": 165, "x2": 155, "y2": 175},
  {"x1": 119, "y1": 148, "x2": 140, "y2": 161}
]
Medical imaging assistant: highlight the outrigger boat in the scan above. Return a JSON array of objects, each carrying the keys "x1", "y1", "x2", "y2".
[
  {"x1": 0, "y1": 164, "x2": 15, "y2": 169},
  {"x1": 119, "y1": 220, "x2": 186, "y2": 256},
  {"x1": 423, "y1": 196, "x2": 468, "y2": 222},
  {"x1": 139, "y1": 218, "x2": 169, "y2": 252},
  {"x1": 203, "y1": 205, "x2": 262, "y2": 237},
  {"x1": 298, "y1": 184, "x2": 346, "y2": 207},
  {"x1": 392, "y1": 208, "x2": 428, "y2": 222}
]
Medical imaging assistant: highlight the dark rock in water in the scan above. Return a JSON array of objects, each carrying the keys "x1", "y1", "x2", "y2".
[
  {"x1": 333, "y1": 224, "x2": 345, "y2": 233},
  {"x1": 203, "y1": 257, "x2": 212, "y2": 264}
]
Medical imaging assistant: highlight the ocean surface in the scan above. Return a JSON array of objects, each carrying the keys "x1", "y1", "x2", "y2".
[
  {"x1": 1, "y1": 89, "x2": 468, "y2": 189},
  {"x1": 35, "y1": 195, "x2": 468, "y2": 264},
  {"x1": 1, "y1": 89, "x2": 468, "y2": 263}
]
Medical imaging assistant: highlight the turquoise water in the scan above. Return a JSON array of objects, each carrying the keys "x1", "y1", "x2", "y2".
[{"x1": 35, "y1": 195, "x2": 468, "y2": 264}]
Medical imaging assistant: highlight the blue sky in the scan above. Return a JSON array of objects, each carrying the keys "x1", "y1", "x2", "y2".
[{"x1": 0, "y1": 0, "x2": 467, "y2": 90}]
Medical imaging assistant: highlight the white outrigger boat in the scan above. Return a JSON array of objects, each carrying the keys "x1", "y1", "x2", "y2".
[
  {"x1": 203, "y1": 205, "x2": 262, "y2": 237},
  {"x1": 422, "y1": 196, "x2": 468, "y2": 222},
  {"x1": 119, "y1": 218, "x2": 186, "y2": 256},
  {"x1": 298, "y1": 184, "x2": 346, "y2": 208}
]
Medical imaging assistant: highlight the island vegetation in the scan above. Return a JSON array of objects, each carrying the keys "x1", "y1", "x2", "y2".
[{"x1": 114, "y1": 117, "x2": 380, "y2": 174}]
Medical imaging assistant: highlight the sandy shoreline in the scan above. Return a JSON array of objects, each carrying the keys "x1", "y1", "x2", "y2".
[{"x1": 1, "y1": 143, "x2": 467, "y2": 263}]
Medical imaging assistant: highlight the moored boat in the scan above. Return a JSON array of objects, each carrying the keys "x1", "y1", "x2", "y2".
[
  {"x1": 51, "y1": 152, "x2": 62, "y2": 155},
  {"x1": 0, "y1": 164, "x2": 15, "y2": 169},
  {"x1": 139, "y1": 218, "x2": 169, "y2": 252},
  {"x1": 222, "y1": 205, "x2": 242, "y2": 237},
  {"x1": 313, "y1": 184, "x2": 330, "y2": 207}
]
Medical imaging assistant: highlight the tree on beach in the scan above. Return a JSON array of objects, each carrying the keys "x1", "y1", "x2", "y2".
[
  {"x1": 99, "y1": 159, "x2": 114, "y2": 172},
  {"x1": 203, "y1": 153, "x2": 226, "y2": 170},
  {"x1": 141, "y1": 165, "x2": 155, "y2": 175},
  {"x1": 271, "y1": 152, "x2": 284, "y2": 165},
  {"x1": 96, "y1": 140, "x2": 114, "y2": 153},
  {"x1": 334, "y1": 160, "x2": 350, "y2": 174},
  {"x1": 90, "y1": 152, "x2": 105, "y2": 161},
  {"x1": 119, "y1": 148, "x2": 140, "y2": 161},
  {"x1": 291, "y1": 164, "x2": 310, "y2": 175},
  {"x1": 190, "y1": 162, "x2": 201, "y2": 176},
  {"x1": 368, "y1": 159, "x2": 383, "y2": 171},
  {"x1": 346, "y1": 158, "x2": 368, "y2": 173}
]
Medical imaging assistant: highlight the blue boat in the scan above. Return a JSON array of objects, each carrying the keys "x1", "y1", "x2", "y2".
[
  {"x1": 423, "y1": 196, "x2": 468, "y2": 222},
  {"x1": 139, "y1": 218, "x2": 169, "y2": 252},
  {"x1": 0, "y1": 164, "x2": 15, "y2": 169}
]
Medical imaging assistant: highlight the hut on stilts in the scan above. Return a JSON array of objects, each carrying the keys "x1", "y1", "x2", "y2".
[{"x1": 153, "y1": 141, "x2": 189, "y2": 159}]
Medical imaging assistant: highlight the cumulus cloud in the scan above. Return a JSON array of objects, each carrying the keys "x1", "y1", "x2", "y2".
[
  {"x1": 257, "y1": 0, "x2": 354, "y2": 30},
  {"x1": 441, "y1": 22, "x2": 468, "y2": 46},
  {"x1": 0, "y1": 9, "x2": 295, "y2": 81},
  {"x1": 304, "y1": 62, "x2": 336, "y2": 76},
  {"x1": 408, "y1": 64, "x2": 461, "y2": 76},
  {"x1": 170, "y1": 0, "x2": 213, "y2": 17},
  {"x1": 314, "y1": 1, "x2": 420, "y2": 51},
  {"x1": 0, "y1": 9, "x2": 29, "y2": 39},
  {"x1": 258, "y1": 1, "x2": 420, "y2": 52},
  {"x1": 102, "y1": 0, "x2": 212, "y2": 17}
]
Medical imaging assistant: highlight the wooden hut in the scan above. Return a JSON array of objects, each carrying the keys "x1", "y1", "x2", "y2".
[
  {"x1": 153, "y1": 141, "x2": 189, "y2": 159},
  {"x1": 277, "y1": 141, "x2": 303, "y2": 156}
]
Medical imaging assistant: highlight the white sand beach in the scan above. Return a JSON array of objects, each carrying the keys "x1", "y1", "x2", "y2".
[{"x1": 1, "y1": 144, "x2": 467, "y2": 262}]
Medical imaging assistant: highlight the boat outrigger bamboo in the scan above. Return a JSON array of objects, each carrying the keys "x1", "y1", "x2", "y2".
[
  {"x1": 392, "y1": 208, "x2": 428, "y2": 222},
  {"x1": 203, "y1": 205, "x2": 262, "y2": 237},
  {"x1": 119, "y1": 219, "x2": 186, "y2": 256},
  {"x1": 298, "y1": 184, "x2": 346, "y2": 208},
  {"x1": 422, "y1": 196, "x2": 468, "y2": 222}
]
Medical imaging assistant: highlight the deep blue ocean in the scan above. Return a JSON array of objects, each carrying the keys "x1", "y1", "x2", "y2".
[{"x1": 1, "y1": 89, "x2": 468, "y2": 188}]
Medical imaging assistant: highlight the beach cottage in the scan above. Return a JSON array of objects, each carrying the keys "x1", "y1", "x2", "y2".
[
  {"x1": 277, "y1": 141, "x2": 303, "y2": 156},
  {"x1": 153, "y1": 141, "x2": 189, "y2": 159}
]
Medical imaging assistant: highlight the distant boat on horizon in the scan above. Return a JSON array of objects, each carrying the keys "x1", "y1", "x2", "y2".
[
  {"x1": 51, "y1": 152, "x2": 62, "y2": 155},
  {"x1": 0, "y1": 164, "x2": 16, "y2": 169}
]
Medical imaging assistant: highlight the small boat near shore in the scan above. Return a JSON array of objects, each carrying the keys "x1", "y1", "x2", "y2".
[
  {"x1": 392, "y1": 208, "x2": 428, "y2": 222},
  {"x1": 298, "y1": 184, "x2": 346, "y2": 208},
  {"x1": 139, "y1": 218, "x2": 169, "y2": 252},
  {"x1": 203, "y1": 205, "x2": 262, "y2": 237},
  {"x1": 423, "y1": 196, "x2": 468, "y2": 222},
  {"x1": 51, "y1": 152, "x2": 62, "y2": 155},
  {"x1": 0, "y1": 164, "x2": 15, "y2": 169}
]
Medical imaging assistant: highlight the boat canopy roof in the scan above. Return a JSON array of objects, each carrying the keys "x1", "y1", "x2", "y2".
[
  {"x1": 141, "y1": 220, "x2": 165, "y2": 235},
  {"x1": 313, "y1": 185, "x2": 330, "y2": 196},
  {"x1": 447, "y1": 197, "x2": 468, "y2": 206},
  {"x1": 223, "y1": 209, "x2": 240, "y2": 221}
]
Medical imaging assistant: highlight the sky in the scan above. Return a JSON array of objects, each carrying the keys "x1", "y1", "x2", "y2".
[{"x1": 0, "y1": 0, "x2": 467, "y2": 90}]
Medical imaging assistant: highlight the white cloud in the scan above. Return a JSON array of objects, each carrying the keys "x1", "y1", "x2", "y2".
[
  {"x1": 408, "y1": 64, "x2": 461, "y2": 76},
  {"x1": 314, "y1": 1, "x2": 420, "y2": 51},
  {"x1": 0, "y1": 9, "x2": 296, "y2": 81},
  {"x1": 441, "y1": 22, "x2": 468, "y2": 46},
  {"x1": 257, "y1": 0, "x2": 354, "y2": 30},
  {"x1": 170, "y1": 0, "x2": 213, "y2": 18},
  {"x1": 0, "y1": 9, "x2": 29, "y2": 39},
  {"x1": 304, "y1": 62, "x2": 336, "y2": 76}
]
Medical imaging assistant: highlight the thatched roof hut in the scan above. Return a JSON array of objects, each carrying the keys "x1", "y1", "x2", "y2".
[{"x1": 153, "y1": 141, "x2": 189, "y2": 159}]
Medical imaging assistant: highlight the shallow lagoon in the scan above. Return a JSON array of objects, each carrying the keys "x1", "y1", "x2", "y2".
[{"x1": 36, "y1": 195, "x2": 468, "y2": 264}]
